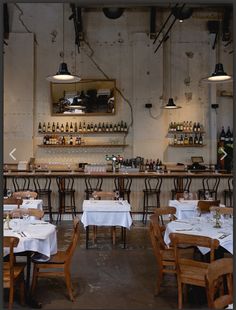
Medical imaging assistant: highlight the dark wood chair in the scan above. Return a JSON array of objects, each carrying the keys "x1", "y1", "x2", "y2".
[
  {"x1": 3, "y1": 236, "x2": 26, "y2": 310},
  {"x1": 209, "y1": 206, "x2": 233, "y2": 217},
  {"x1": 171, "y1": 176, "x2": 192, "y2": 199},
  {"x1": 56, "y1": 176, "x2": 76, "y2": 223},
  {"x1": 31, "y1": 217, "x2": 80, "y2": 301},
  {"x1": 197, "y1": 200, "x2": 220, "y2": 214},
  {"x1": 198, "y1": 176, "x2": 220, "y2": 200},
  {"x1": 10, "y1": 208, "x2": 44, "y2": 220},
  {"x1": 142, "y1": 177, "x2": 162, "y2": 224},
  {"x1": 12, "y1": 176, "x2": 31, "y2": 192},
  {"x1": 4, "y1": 197, "x2": 23, "y2": 208},
  {"x1": 33, "y1": 176, "x2": 53, "y2": 222},
  {"x1": 205, "y1": 258, "x2": 233, "y2": 309},
  {"x1": 84, "y1": 176, "x2": 103, "y2": 199},
  {"x1": 114, "y1": 176, "x2": 132, "y2": 203},
  {"x1": 169, "y1": 233, "x2": 219, "y2": 309}
]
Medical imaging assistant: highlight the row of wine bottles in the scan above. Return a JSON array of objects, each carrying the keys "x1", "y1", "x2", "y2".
[
  {"x1": 38, "y1": 121, "x2": 128, "y2": 133},
  {"x1": 171, "y1": 133, "x2": 204, "y2": 145},
  {"x1": 169, "y1": 121, "x2": 204, "y2": 132},
  {"x1": 219, "y1": 126, "x2": 233, "y2": 143},
  {"x1": 43, "y1": 135, "x2": 83, "y2": 145}
]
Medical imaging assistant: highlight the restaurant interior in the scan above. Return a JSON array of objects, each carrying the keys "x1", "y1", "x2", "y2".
[{"x1": 2, "y1": 1, "x2": 234, "y2": 309}]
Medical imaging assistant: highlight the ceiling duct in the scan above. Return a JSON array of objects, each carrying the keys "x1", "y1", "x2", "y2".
[{"x1": 103, "y1": 8, "x2": 124, "y2": 19}]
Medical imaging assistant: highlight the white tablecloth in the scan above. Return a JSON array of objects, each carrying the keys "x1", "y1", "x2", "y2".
[
  {"x1": 81, "y1": 200, "x2": 133, "y2": 229},
  {"x1": 164, "y1": 217, "x2": 233, "y2": 255},
  {"x1": 4, "y1": 219, "x2": 57, "y2": 258},
  {"x1": 4, "y1": 199, "x2": 43, "y2": 211},
  {"x1": 169, "y1": 200, "x2": 225, "y2": 220}
]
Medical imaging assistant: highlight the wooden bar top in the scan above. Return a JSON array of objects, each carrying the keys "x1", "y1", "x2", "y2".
[{"x1": 3, "y1": 170, "x2": 232, "y2": 178}]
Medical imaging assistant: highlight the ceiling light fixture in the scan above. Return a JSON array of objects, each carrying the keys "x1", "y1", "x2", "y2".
[
  {"x1": 202, "y1": 20, "x2": 232, "y2": 83},
  {"x1": 46, "y1": 3, "x2": 81, "y2": 83},
  {"x1": 162, "y1": 32, "x2": 181, "y2": 110}
]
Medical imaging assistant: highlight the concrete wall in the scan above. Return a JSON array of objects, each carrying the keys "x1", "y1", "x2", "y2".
[{"x1": 4, "y1": 4, "x2": 233, "y2": 166}]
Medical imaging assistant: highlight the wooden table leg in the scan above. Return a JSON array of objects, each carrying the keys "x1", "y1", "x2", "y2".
[{"x1": 123, "y1": 228, "x2": 126, "y2": 249}]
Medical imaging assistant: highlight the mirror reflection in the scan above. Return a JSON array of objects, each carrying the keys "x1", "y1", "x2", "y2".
[{"x1": 51, "y1": 79, "x2": 116, "y2": 115}]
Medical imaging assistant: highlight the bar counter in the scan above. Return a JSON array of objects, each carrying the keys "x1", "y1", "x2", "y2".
[{"x1": 4, "y1": 170, "x2": 232, "y2": 218}]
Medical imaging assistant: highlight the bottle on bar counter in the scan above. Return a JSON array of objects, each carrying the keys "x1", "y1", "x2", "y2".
[
  {"x1": 47, "y1": 122, "x2": 52, "y2": 132},
  {"x1": 220, "y1": 126, "x2": 226, "y2": 142},
  {"x1": 38, "y1": 122, "x2": 42, "y2": 133},
  {"x1": 52, "y1": 122, "x2": 55, "y2": 133},
  {"x1": 56, "y1": 122, "x2": 60, "y2": 132},
  {"x1": 42, "y1": 122, "x2": 46, "y2": 133},
  {"x1": 74, "y1": 122, "x2": 78, "y2": 133}
]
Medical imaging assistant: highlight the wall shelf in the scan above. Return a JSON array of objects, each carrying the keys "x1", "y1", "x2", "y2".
[
  {"x1": 38, "y1": 144, "x2": 128, "y2": 148},
  {"x1": 168, "y1": 144, "x2": 205, "y2": 147},
  {"x1": 38, "y1": 131, "x2": 128, "y2": 135}
]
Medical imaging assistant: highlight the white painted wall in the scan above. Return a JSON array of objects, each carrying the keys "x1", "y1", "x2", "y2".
[{"x1": 4, "y1": 4, "x2": 233, "y2": 166}]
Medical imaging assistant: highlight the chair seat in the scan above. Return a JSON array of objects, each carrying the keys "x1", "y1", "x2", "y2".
[{"x1": 32, "y1": 251, "x2": 66, "y2": 265}]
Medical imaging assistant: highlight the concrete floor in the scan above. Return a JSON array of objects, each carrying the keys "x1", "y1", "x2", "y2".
[{"x1": 5, "y1": 220, "x2": 210, "y2": 310}]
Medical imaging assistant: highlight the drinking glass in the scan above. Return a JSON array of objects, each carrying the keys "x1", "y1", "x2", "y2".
[
  {"x1": 11, "y1": 212, "x2": 21, "y2": 233},
  {"x1": 115, "y1": 191, "x2": 120, "y2": 200},
  {"x1": 21, "y1": 208, "x2": 29, "y2": 222},
  {"x1": 7, "y1": 189, "x2": 12, "y2": 198}
]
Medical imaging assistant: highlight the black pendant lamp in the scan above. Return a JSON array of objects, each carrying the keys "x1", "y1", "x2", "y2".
[
  {"x1": 162, "y1": 98, "x2": 181, "y2": 109},
  {"x1": 207, "y1": 63, "x2": 232, "y2": 82},
  {"x1": 46, "y1": 4, "x2": 81, "y2": 83}
]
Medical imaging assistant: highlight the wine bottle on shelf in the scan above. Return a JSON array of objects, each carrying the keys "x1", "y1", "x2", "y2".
[
  {"x1": 183, "y1": 121, "x2": 186, "y2": 131},
  {"x1": 117, "y1": 122, "x2": 121, "y2": 132},
  {"x1": 82, "y1": 122, "x2": 86, "y2": 132},
  {"x1": 113, "y1": 123, "x2": 117, "y2": 132},
  {"x1": 74, "y1": 122, "x2": 78, "y2": 133},
  {"x1": 94, "y1": 123, "x2": 98, "y2": 132},
  {"x1": 98, "y1": 122, "x2": 102, "y2": 132},
  {"x1": 225, "y1": 126, "x2": 231, "y2": 143},
  {"x1": 62, "y1": 136, "x2": 65, "y2": 145},
  {"x1": 109, "y1": 123, "x2": 113, "y2": 132},
  {"x1": 90, "y1": 123, "x2": 94, "y2": 132},
  {"x1": 174, "y1": 134, "x2": 177, "y2": 145},
  {"x1": 38, "y1": 122, "x2": 42, "y2": 133},
  {"x1": 184, "y1": 134, "x2": 189, "y2": 145},
  {"x1": 197, "y1": 122, "x2": 201, "y2": 132},
  {"x1": 102, "y1": 122, "x2": 106, "y2": 132},
  {"x1": 120, "y1": 121, "x2": 124, "y2": 132},
  {"x1": 47, "y1": 122, "x2": 52, "y2": 132},
  {"x1": 60, "y1": 123, "x2": 65, "y2": 132},
  {"x1": 186, "y1": 121, "x2": 189, "y2": 132},
  {"x1": 180, "y1": 135, "x2": 184, "y2": 144},
  {"x1": 198, "y1": 133, "x2": 203, "y2": 145},
  {"x1": 105, "y1": 123, "x2": 109, "y2": 132},
  {"x1": 180, "y1": 122, "x2": 183, "y2": 131},
  {"x1": 42, "y1": 122, "x2": 46, "y2": 133},
  {"x1": 52, "y1": 122, "x2": 55, "y2": 133},
  {"x1": 87, "y1": 123, "x2": 91, "y2": 132},
  {"x1": 65, "y1": 122, "x2": 69, "y2": 132},
  {"x1": 78, "y1": 122, "x2": 82, "y2": 133},
  {"x1": 69, "y1": 135, "x2": 73, "y2": 145},
  {"x1": 220, "y1": 126, "x2": 226, "y2": 142},
  {"x1": 194, "y1": 133, "x2": 198, "y2": 144},
  {"x1": 124, "y1": 122, "x2": 128, "y2": 132},
  {"x1": 193, "y1": 122, "x2": 197, "y2": 132},
  {"x1": 43, "y1": 135, "x2": 47, "y2": 144},
  {"x1": 70, "y1": 122, "x2": 74, "y2": 133},
  {"x1": 189, "y1": 121, "x2": 193, "y2": 132},
  {"x1": 189, "y1": 135, "x2": 193, "y2": 145},
  {"x1": 56, "y1": 122, "x2": 60, "y2": 132}
]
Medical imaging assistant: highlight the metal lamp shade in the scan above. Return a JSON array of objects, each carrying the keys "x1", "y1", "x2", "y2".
[
  {"x1": 46, "y1": 62, "x2": 81, "y2": 83},
  {"x1": 162, "y1": 98, "x2": 181, "y2": 109},
  {"x1": 208, "y1": 63, "x2": 232, "y2": 82}
]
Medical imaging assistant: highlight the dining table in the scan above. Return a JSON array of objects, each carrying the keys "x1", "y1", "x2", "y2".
[
  {"x1": 4, "y1": 199, "x2": 43, "y2": 211},
  {"x1": 81, "y1": 199, "x2": 133, "y2": 248},
  {"x1": 3, "y1": 217, "x2": 57, "y2": 300},
  {"x1": 168, "y1": 199, "x2": 225, "y2": 220},
  {"x1": 164, "y1": 216, "x2": 233, "y2": 255}
]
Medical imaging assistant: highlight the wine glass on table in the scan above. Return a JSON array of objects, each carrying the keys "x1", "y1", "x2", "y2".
[
  {"x1": 183, "y1": 191, "x2": 189, "y2": 200},
  {"x1": 115, "y1": 191, "x2": 120, "y2": 200},
  {"x1": 204, "y1": 190, "x2": 210, "y2": 200}
]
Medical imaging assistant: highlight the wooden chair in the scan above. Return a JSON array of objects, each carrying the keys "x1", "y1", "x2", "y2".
[
  {"x1": 169, "y1": 233, "x2": 219, "y2": 309},
  {"x1": 223, "y1": 176, "x2": 233, "y2": 207},
  {"x1": 198, "y1": 176, "x2": 220, "y2": 200},
  {"x1": 142, "y1": 177, "x2": 162, "y2": 224},
  {"x1": 209, "y1": 206, "x2": 233, "y2": 217},
  {"x1": 154, "y1": 206, "x2": 177, "y2": 228},
  {"x1": 197, "y1": 200, "x2": 220, "y2": 214},
  {"x1": 3, "y1": 236, "x2": 26, "y2": 310},
  {"x1": 205, "y1": 258, "x2": 233, "y2": 309},
  {"x1": 31, "y1": 217, "x2": 80, "y2": 301},
  {"x1": 12, "y1": 191, "x2": 38, "y2": 200},
  {"x1": 91, "y1": 191, "x2": 118, "y2": 245},
  {"x1": 10, "y1": 208, "x2": 44, "y2": 220},
  {"x1": 12, "y1": 176, "x2": 31, "y2": 192},
  {"x1": 114, "y1": 176, "x2": 132, "y2": 202},
  {"x1": 4, "y1": 197, "x2": 23, "y2": 208},
  {"x1": 149, "y1": 213, "x2": 176, "y2": 295},
  {"x1": 171, "y1": 176, "x2": 192, "y2": 199},
  {"x1": 84, "y1": 176, "x2": 103, "y2": 199}
]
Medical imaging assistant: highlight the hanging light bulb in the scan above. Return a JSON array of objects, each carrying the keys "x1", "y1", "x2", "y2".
[
  {"x1": 207, "y1": 63, "x2": 232, "y2": 82},
  {"x1": 46, "y1": 4, "x2": 81, "y2": 83},
  {"x1": 162, "y1": 98, "x2": 181, "y2": 109}
]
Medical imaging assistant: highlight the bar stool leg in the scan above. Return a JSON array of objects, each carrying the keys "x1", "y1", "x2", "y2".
[{"x1": 48, "y1": 192, "x2": 53, "y2": 223}]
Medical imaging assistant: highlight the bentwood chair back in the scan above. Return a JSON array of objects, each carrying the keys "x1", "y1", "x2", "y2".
[
  {"x1": 12, "y1": 191, "x2": 38, "y2": 200},
  {"x1": 205, "y1": 258, "x2": 233, "y2": 309},
  {"x1": 3, "y1": 236, "x2": 26, "y2": 310},
  {"x1": 198, "y1": 176, "x2": 220, "y2": 200},
  {"x1": 197, "y1": 200, "x2": 220, "y2": 214},
  {"x1": 224, "y1": 176, "x2": 233, "y2": 207},
  {"x1": 169, "y1": 233, "x2": 219, "y2": 309},
  {"x1": 171, "y1": 176, "x2": 192, "y2": 199},
  {"x1": 154, "y1": 206, "x2": 177, "y2": 228},
  {"x1": 31, "y1": 217, "x2": 80, "y2": 301},
  {"x1": 114, "y1": 176, "x2": 132, "y2": 202},
  {"x1": 84, "y1": 176, "x2": 103, "y2": 199},
  {"x1": 12, "y1": 176, "x2": 31, "y2": 192}
]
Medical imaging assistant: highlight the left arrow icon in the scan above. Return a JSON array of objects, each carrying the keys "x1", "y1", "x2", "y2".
[{"x1": 9, "y1": 148, "x2": 16, "y2": 160}]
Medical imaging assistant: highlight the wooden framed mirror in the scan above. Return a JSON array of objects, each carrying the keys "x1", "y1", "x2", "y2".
[{"x1": 51, "y1": 79, "x2": 116, "y2": 115}]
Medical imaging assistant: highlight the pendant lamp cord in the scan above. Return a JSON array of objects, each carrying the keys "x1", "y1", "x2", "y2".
[
  {"x1": 169, "y1": 31, "x2": 172, "y2": 98},
  {"x1": 62, "y1": 3, "x2": 65, "y2": 62}
]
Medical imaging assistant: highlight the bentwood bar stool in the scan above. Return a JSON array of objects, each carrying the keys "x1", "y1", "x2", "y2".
[
  {"x1": 56, "y1": 176, "x2": 76, "y2": 223},
  {"x1": 84, "y1": 176, "x2": 103, "y2": 199},
  {"x1": 142, "y1": 177, "x2": 162, "y2": 224},
  {"x1": 33, "y1": 176, "x2": 53, "y2": 222},
  {"x1": 223, "y1": 176, "x2": 233, "y2": 207},
  {"x1": 198, "y1": 176, "x2": 220, "y2": 200},
  {"x1": 114, "y1": 176, "x2": 132, "y2": 202},
  {"x1": 171, "y1": 176, "x2": 192, "y2": 199}
]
